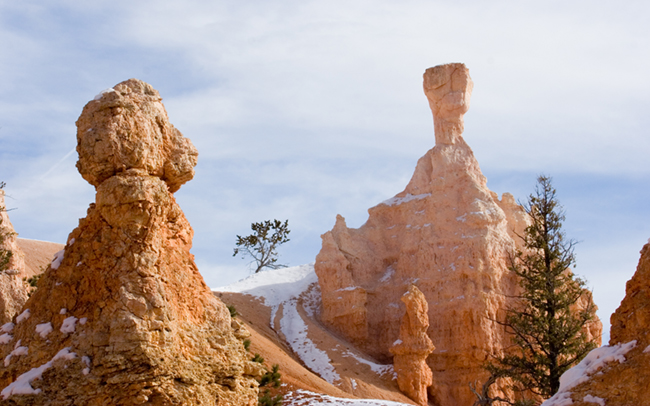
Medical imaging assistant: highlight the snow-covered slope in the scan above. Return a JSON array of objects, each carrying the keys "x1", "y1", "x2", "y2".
[{"x1": 214, "y1": 265, "x2": 412, "y2": 406}]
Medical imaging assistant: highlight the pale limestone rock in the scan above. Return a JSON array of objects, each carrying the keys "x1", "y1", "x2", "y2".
[
  {"x1": 314, "y1": 63, "x2": 601, "y2": 406},
  {"x1": 390, "y1": 285, "x2": 434, "y2": 406},
  {"x1": 0, "y1": 190, "x2": 29, "y2": 325},
  {"x1": 0, "y1": 79, "x2": 258, "y2": 405}
]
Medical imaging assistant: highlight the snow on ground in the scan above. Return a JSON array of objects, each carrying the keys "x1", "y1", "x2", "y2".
[
  {"x1": 215, "y1": 264, "x2": 340, "y2": 383},
  {"x1": 280, "y1": 300, "x2": 340, "y2": 384},
  {"x1": 541, "y1": 340, "x2": 637, "y2": 406},
  {"x1": 381, "y1": 193, "x2": 431, "y2": 207},
  {"x1": 285, "y1": 389, "x2": 411, "y2": 406},
  {"x1": 343, "y1": 351, "x2": 395, "y2": 379}
]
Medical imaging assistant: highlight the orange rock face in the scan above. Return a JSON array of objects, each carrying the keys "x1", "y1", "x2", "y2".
[
  {"x1": 0, "y1": 80, "x2": 259, "y2": 405},
  {"x1": 390, "y1": 285, "x2": 434, "y2": 406},
  {"x1": 0, "y1": 190, "x2": 30, "y2": 324},
  {"x1": 315, "y1": 63, "x2": 601, "y2": 406},
  {"x1": 610, "y1": 242, "x2": 650, "y2": 347},
  {"x1": 542, "y1": 242, "x2": 650, "y2": 406}
]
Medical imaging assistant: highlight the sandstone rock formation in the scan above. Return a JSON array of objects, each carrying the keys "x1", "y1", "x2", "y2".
[
  {"x1": 390, "y1": 285, "x2": 434, "y2": 406},
  {"x1": 314, "y1": 63, "x2": 601, "y2": 406},
  {"x1": 0, "y1": 189, "x2": 30, "y2": 325},
  {"x1": 542, "y1": 241, "x2": 650, "y2": 406},
  {"x1": 0, "y1": 79, "x2": 259, "y2": 405}
]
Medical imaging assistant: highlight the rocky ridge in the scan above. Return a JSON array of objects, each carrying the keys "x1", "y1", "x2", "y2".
[{"x1": 0, "y1": 79, "x2": 260, "y2": 405}]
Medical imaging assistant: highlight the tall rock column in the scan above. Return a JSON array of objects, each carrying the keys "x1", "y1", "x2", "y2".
[
  {"x1": 0, "y1": 79, "x2": 260, "y2": 405},
  {"x1": 390, "y1": 285, "x2": 435, "y2": 406}
]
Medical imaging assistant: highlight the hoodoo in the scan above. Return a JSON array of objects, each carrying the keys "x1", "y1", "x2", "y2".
[
  {"x1": 0, "y1": 79, "x2": 260, "y2": 405},
  {"x1": 314, "y1": 64, "x2": 600, "y2": 406}
]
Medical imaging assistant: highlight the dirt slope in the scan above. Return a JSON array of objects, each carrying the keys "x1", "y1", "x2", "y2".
[
  {"x1": 216, "y1": 287, "x2": 415, "y2": 405},
  {"x1": 16, "y1": 238, "x2": 64, "y2": 277}
]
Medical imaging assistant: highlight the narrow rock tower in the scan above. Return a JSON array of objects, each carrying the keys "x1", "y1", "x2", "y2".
[
  {"x1": 390, "y1": 285, "x2": 434, "y2": 406},
  {"x1": 0, "y1": 79, "x2": 259, "y2": 405}
]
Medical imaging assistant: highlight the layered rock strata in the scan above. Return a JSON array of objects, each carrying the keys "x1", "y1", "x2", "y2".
[
  {"x1": 0, "y1": 79, "x2": 260, "y2": 405},
  {"x1": 0, "y1": 190, "x2": 29, "y2": 325},
  {"x1": 314, "y1": 63, "x2": 600, "y2": 406},
  {"x1": 390, "y1": 285, "x2": 434, "y2": 406}
]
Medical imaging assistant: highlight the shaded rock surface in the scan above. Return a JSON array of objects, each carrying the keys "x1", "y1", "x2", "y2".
[
  {"x1": 0, "y1": 190, "x2": 30, "y2": 325},
  {"x1": 390, "y1": 285, "x2": 434, "y2": 406},
  {"x1": 0, "y1": 79, "x2": 259, "y2": 405},
  {"x1": 314, "y1": 63, "x2": 601, "y2": 406}
]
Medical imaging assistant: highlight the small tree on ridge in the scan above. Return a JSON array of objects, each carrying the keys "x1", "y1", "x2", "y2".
[{"x1": 234, "y1": 219, "x2": 290, "y2": 273}]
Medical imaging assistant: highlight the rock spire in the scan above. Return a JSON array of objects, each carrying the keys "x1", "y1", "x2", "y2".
[
  {"x1": 389, "y1": 285, "x2": 434, "y2": 406},
  {"x1": 0, "y1": 79, "x2": 260, "y2": 405},
  {"x1": 314, "y1": 63, "x2": 601, "y2": 406}
]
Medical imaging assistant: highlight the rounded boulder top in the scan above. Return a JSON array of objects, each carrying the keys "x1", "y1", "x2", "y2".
[{"x1": 75, "y1": 78, "x2": 198, "y2": 193}]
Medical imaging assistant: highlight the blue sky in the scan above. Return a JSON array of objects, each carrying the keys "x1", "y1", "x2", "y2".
[{"x1": 1, "y1": 0, "x2": 648, "y2": 341}]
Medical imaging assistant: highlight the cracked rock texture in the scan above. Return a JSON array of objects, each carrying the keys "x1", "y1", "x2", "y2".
[
  {"x1": 315, "y1": 63, "x2": 601, "y2": 406},
  {"x1": 0, "y1": 79, "x2": 259, "y2": 405}
]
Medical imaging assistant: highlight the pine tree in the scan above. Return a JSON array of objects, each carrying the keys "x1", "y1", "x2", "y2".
[
  {"x1": 233, "y1": 220, "x2": 290, "y2": 273},
  {"x1": 485, "y1": 175, "x2": 598, "y2": 401}
]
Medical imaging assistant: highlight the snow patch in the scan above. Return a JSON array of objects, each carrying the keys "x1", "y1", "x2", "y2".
[
  {"x1": 16, "y1": 309, "x2": 30, "y2": 323},
  {"x1": 215, "y1": 264, "x2": 317, "y2": 328},
  {"x1": 344, "y1": 351, "x2": 395, "y2": 378},
  {"x1": 93, "y1": 87, "x2": 115, "y2": 101},
  {"x1": 583, "y1": 394, "x2": 605, "y2": 406},
  {"x1": 60, "y1": 308, "x2": 67, "y2": 315},
  {"x1": 79, "y1": 317, "x2": 87, "y2": 325},
  {"x1": 643, "y1": 344, "x2": 650, "y2": 353},
  {"x1": 1, "y1": 348, "x2": 76, "y2": 399},
  {"x1": 1, "y1": 323, "x2": 14, "y2": 333},
  {"x1": 0, "y1": 334, "x2": 12, "y2": 344},
  {"x1": 60, "y1": 316, "x2": 78, "y2": 334},
  {"x1": 280, "y1": 300, "x2": 340, "y2": 384},
  {"x1": 380, "y1": 266, "x2": 395, "y2": 282},
  {"x1": 51, "y1": 250, "x2": 65, "y2": 270},
  {"x1": 381, "y1": 193, "x2": 431, "y2": 207},
  {"x1": 35, "y1": 322, "x2": 53, "y2": 338},
  {"x1": 4, "y1": 346, "x2": 28, "y2": 367}
]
